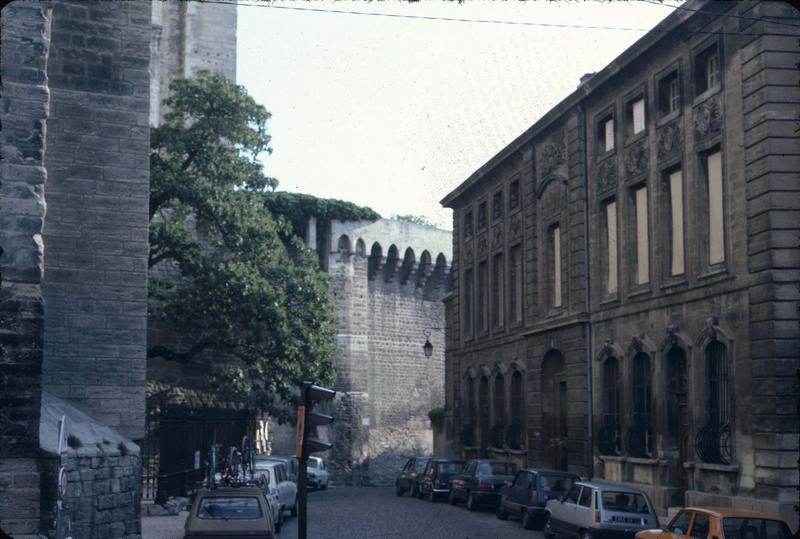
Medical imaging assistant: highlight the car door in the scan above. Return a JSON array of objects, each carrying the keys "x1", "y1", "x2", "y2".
[
  {"x1": 452, "y1": 461, "x2": 471, "y2": 499},
  {"x1": 514, "y1": 471, "x2": 533, "y2": 513},
  {"x1": 660, "y1": 509, "x2": 694, "y2": 539},
  {"x1": 575, "y1": 486, "x2": 594, "y2": 533},
  {"x1": 553, "y1": 484, "x2": 583, "y2": 536},
  {"x1": 399, "y1": 459, "x2": 411, "y2": 490},
  {"x1": 689, "y1": 512, "x2": 711, "y2": 539},
  {"x1": 505, "y1": 471, "x2": 524, "y2": 512}
]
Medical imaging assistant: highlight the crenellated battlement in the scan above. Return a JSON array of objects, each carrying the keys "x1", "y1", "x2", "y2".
[{"x1": 328, "y1": 219, "x2": 452, "y2": 300}]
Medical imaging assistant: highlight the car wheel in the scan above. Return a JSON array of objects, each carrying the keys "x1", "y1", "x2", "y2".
[
  {"x1": 290, "y1": 498, "x2": 297, "y2": 517},
  {"x1": 496, "y1": 505, "x2": 508, "y2": 520},
  {"x1": 416, "y1": 486, "x2": 423, "y2": 500},
  {"x1": 543, "y1": 515, "x2": 556, "y2": 539},
  {"x1": 448, "y1": 489, "x2": 457, "y2": 505},
  {"x1": 321, "y1": 482, "x2": 328, "y2": 491},
  {"x1": 466, "y1": 492, "x2": 477, "y2": 512},
  {"x1": 429, "y1": 488, "x2": 436, "y2": 502},
  {"x1": 275, "y1": 510, "x2": 283, "y2": 533},
  {"x1": 581, "y1": 530, "x2": 592, "y2": 539},
  {"x1": 396, "y1": 483, "x2": 404, "y2": 496},
  {"x1": 522, "y1": 509, "x2": 535, "y2": 529}
]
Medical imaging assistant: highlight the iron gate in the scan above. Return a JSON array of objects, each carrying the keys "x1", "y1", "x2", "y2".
[{"x1": 142, "y1": 402, "x2": 254, "y2": 502}]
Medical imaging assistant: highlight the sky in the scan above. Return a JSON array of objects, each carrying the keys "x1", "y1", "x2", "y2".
[{"x1": 237, "y1": 1, "x2": 681, "y2": 229}]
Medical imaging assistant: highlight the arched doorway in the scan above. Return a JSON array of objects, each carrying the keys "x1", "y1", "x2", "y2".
[
  {"x1": 542, "y1": 350, "x2": 568, "y2": 470},
  {"x1": 666, "y1": 346, "x2": 688, "y2": 502}
]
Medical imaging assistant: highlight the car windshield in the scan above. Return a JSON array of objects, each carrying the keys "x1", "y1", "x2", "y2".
[
  {"x1": 415, "y1": 459, "x2": 429, "y2": 472},
  {"x1": 540, "y1": 475, "x2": 574, "y2": 492},
  {"x1": 477, "y1": 462, "x2": 516, "y2": 476},
  {"x1": 197, "y1": 496, "x2": 262, "y2": 520},
  {"x1": 600, "y1": 491, "x2": 650, "y2": 514},
  {"x1": 308, "y1": 460, "x2": 320, "y2": 469},
  {"x1": 435, "y1": 462, "x2": 463, "y2": 473},
  {"x1": 722, "y1": 518, "x2": 791, "y2": 539}
]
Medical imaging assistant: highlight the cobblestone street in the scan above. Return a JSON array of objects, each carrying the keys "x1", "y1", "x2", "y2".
[{"x1": 142, "y1": 487, "x2": 541, "y2": 539}]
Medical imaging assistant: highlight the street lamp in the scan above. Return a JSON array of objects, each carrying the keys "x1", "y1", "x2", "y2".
[{"x1": 422, "y1": 327, "x2": 443, "y2": 358}]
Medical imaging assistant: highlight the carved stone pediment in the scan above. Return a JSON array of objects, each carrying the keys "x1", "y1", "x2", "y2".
[
  {"x1": 694, "y1": 96, "x2": 722, "y2": 141},
  {"x1": 477, "y1": 233, "x2": 487, "y2": 256},
  {"x1": 624, "y1": 138, "x2": 649, "y2": 180},
  {"x1": 492, "y1": 224, "x2": 504, "y2": 249},
  {"x1": 541, "y1": 128, "x2": 566, "y2": 178},
  {"x1": 657, "y1": 120, "x2": 682, "y2": 162},
  {"x1": 510, "y1": 214, "x2": 522, "y2": 240},
  {"x1": 597, "y1": 158, "x2": 617, "y2": 195}
]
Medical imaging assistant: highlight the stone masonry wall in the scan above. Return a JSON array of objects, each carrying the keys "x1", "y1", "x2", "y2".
[
  {"x1": 41, "y1": 0, "x2": 151, "y2": 441},
  {"x1": 0, "y1": 1, "x2": 52, "y2": 536}
]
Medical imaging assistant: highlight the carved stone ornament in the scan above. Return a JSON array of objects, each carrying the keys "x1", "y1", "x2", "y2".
[
  {"x1": 492, "y1": 225, "x2": 504, "y2": 249},
  {"x1": 510, "y1": 214, "x2": 522, "y2": 240},
  {"x1": 477, "y1": 233, "x2": 487, "y2": 256},
  {"x1": 657, "y1": 121, "x2": 682, "y2": 162},
  {"x1": 601, "y1": 339, "x2": 616, "y2": 359},
  {"x1": 624, "y1": 139, "x2": 649, "y2": 179},
  {"x1": 541, "y1": 128, "x2": 566, "y2": 178},
  {"x1": 665, "y1": 323, "x2": 680, "y2": 347},
  {"x1": 597, "y1": 158, "x2": 617, "y2": 194},
  {"x1": 631, "y1": 333, "x2": 647, "y2": 354},
  {"x1": 694, "y1": 97, "x2": 723, "y2": 140},
  {"x1": 705, "y1": 316, "x2": 719, "y2": 342}
]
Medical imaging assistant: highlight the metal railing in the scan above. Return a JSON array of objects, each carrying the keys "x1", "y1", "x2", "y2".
[{"x1": 695, "y1": 422, "x2": 732, "y2": 465}]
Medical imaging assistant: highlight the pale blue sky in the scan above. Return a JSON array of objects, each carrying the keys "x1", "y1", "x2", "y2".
[{"x1": 237, "y1": 1, "x2": 679, "y2": 229}]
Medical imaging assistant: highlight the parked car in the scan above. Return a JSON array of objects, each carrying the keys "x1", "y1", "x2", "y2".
[
  {"x1": 307, "y1": 456, "x2": 330, "y2": 490},
  {"x1": 254, "y1": 469, "x2": 284, "y2": 533},
  {"x1": 396, "y1": 457, "x2": 430, "y2": 497},
  {"x1": 544, "y1": 481, "x2": 658, "y2": 539},
  {"x1": 254, "y1": 459, "x2": 298, "y2": 518},
  {"x1": 184, "y1": 486, "x2": 275, "y2": 539},
  {"x1": 258, "y1": 455, "x2": 299, "y2": 483},
  {"x1": 417, "y1": 458, "x2": 465, "y2": 502},
  {"x1": 635, "y1": 508, "x2": 792, "y2": 539},
  {"x1": 449, "y1": 459, "x2": 517, "y2": 511},
  {"x1": 497, "y1": 468, "x2": 580, "y2": 529}
]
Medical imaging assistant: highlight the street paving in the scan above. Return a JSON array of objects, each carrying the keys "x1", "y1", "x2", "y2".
[{"x1": 142, "y1": 486, "x2": 542, "y2": 539}]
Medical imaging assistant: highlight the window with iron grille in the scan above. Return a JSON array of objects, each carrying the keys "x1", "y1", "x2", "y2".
[
  {"x1": 491, "y1": 253, "x2": 504, "y2": 329},
  {"x1": 477, "y1": 261, "x2": 488, "y2": 334},
  {"x1": 463, "y1": 268, "x2": 473, "y2": 339},
  {"x1": 511, "y1": 371, "x2": 523, "y2": 426},
  {"x1": 696, "y1": 340, "x2": 732, "y2": 464},
  {"x1": 494, "y1": 373, "x2": 505, "y2": 425},
  {"x1": 629, "y1": 353, "x2": 654, "y2": 457},
  {"x1": 599, "y1": 356, "x2": 622, "y2": 455},
  {"x1": 508, "y1": 244, "x2": 523, "y2": 324},
  {"x1": 479, "y1": 376, "x2": 490, "y2": 448}
]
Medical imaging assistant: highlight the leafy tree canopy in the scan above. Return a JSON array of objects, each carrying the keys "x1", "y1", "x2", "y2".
[
  {"x1": 149, "y1": 71, "x2": 336, "y2": 412},
  {"x1": 393, "y1": 214, "x2": 434, "y2": 227}
]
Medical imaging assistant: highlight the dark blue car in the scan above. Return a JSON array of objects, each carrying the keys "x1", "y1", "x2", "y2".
[
  {"x1": 497, "y1": 468, "x2": 580, "y2": 529},
  {"x1": 416, "y1": 458, "x2": 465, "y2": 502}
]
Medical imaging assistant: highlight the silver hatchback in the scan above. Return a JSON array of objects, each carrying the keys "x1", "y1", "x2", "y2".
[{"x1": 544, "y1": 481, "x2": 658, "y2": 539}]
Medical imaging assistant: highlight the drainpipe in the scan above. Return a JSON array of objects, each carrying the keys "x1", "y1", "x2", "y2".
[{"x1": 577, "y1": 103, "x2": 594, "y2": 480}]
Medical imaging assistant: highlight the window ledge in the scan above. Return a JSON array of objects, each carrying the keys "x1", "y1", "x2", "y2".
[
  {"x1": 597, "y1": 149, "x2": 616, "y2": 163},
  {"x1": 625, "y1": 131, "x2": 647, "y2": 147},
  {"x1": 627, "y1": 457, "x2": 660, "y2": 465},
  {"x1": 599, "y1": 296, "x2": 621, "y2": 307},
  {"x1": 598, "y1": 455, "x2": 626, "y2": 462},
  {"x1": 656, "y1": 110, "x2": 681, "y2": 127},
  {"x1": 683, "y1": 461, "x2": 740, "y2": 473},
  {"x1": 697, "y1": 267, "x2": 730, "y2": 282},
  {"x1": 660, "y1": 277, "x2": 688, "y2": 291},
  {"x1": 627, "y1": 288, "x2": 652, "y2": 300},
  {"x1": 693, "y1": 86, "x2": 721, "y2": 106}
]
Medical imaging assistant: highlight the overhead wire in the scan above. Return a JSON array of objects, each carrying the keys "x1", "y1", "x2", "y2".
[
  {"x1": 636, "y1": 0, "x2": 800, "y2": 29},
  {"x1": 203, "y1": 0, "x2": 800, "y2": 38}
]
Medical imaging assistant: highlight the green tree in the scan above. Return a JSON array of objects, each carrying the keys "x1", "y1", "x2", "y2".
[
  {"x1": 149, "y1": 71, "x2": 336, "y2": 412},
  {"x1": 393, "y1": 214, "x2": 434, "y2": 227}
]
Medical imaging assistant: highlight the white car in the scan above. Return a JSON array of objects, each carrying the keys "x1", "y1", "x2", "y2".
[
  {"x1": 255, "y1": 459, "x2": 298, "y2": 518},
  {"x1": 307, "y1": 456, "x2": 330, "y2": 490},
  {"x1": 255, "y1": 469, "x2": 284, "y2": 533}
]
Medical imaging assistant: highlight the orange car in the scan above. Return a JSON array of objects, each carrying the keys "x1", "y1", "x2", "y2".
[{"x1": 635, "y1": 508, "x2": 792, "y2": 539}]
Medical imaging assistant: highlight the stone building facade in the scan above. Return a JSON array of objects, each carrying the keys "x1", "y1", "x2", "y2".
[
  {"x1": 270, "y1": 218, "x2": 452, "y2": 486},
  {"x1": 441, "y1": 0, "x2": 799, "y2": 524}
]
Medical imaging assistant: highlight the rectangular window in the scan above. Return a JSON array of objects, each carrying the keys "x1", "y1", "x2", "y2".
[
  {"x1": 464, "y1": 211, "x2": 473, "y2": 238},
  {"x1": 634, "y1": 186, "x2": 649, "y2": 285},
  {"x1": 508, "y1": 244, "x2": 523, "y2": 324},
  {"x1": 492, "y1": 190, "x2": 503, "y2": 220},
  {"x1": 659, "y1": 71, "x2": 680, "y2": 116},
  {"x1": 628, "y1": 97, "x2": 645, "y2": 136},
  {"x1": 463, "y1": 269, "x2": 473, "y2": 337},
  {"x1": 491, "y1": 253, "x2": 504, "y2": 329},
  {"x1": 605, "y1": 201, "x2": 618, "y2": 294},
  {"x1": 603, "y1": 118, "x2": 615, "y2": 152},
  {"x1": 551, "y1": 225, "x2": 562, "y2": 307},
  {"x1": 478, "y1": 202, "x2": 487, "y2": 229},
  {"x1": 477, "y1": 261, "x2": 488, "y2": 333},
  {"x1": 669, "y1": 170, "x2": 685, "y2": 276},
  {"x1": 509, "y1": 180, "x2": 520, "y2": 210},
  {"x1": 695, "y1": 44, "x2": 720, "y2": 96},
  {"x1": 706, "y1": 150, "x2": 725, "y2": 265}
]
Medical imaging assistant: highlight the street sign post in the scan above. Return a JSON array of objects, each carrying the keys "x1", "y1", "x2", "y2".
[{"x1": 295, "y1": 405, "x2": 305, "y2": 458}]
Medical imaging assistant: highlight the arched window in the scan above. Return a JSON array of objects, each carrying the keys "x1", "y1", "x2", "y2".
[
  {"x1": 337, "y1": 234, "x2": 351, "y2": 254},
  {"x1": 509, "y1": 371, "x2": 524, "y2": 450},
  {"x1": 696, "y1": 341, "x2": 732, "y2": 464},
  {"x1": 479, "y1": 376, "x2": 490, "y2": 449},
  {"x1": 599, "y1": 356, "x2": 622, "y2": 455},
  {"x1": 463, "y1": 377, "x2": 476, "y2": 447},
  {"x1": 490, "y1": 373, "x2": 505, "y2": 447},
  {"x1": 628, "y1": 353, "x2": 653, "y2": 457}
]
